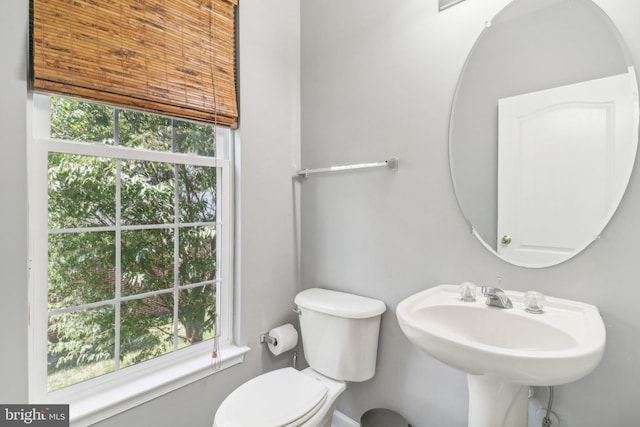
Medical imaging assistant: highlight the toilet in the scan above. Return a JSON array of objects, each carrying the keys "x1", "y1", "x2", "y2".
[{"x1": 213, "y1": 288, "x2": 386, "y2": 427}]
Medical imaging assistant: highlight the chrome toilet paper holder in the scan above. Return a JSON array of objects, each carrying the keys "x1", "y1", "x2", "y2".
[{"x1": 259, "y1": 333, "x2": 277, "y2": 346}]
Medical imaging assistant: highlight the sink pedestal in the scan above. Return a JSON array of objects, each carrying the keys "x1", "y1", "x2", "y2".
[{"x1": 467, "y1": 375, "x2": 528, "y2": 427}]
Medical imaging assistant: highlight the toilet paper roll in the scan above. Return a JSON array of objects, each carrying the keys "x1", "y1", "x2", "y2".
[{"x1": 267, "y1": 323, "x2": 299, "y2": 356}]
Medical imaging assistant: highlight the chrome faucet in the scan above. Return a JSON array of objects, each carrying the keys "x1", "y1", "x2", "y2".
[{"x1": 481, "y1": 286, "x2": 513, "y2": 309}]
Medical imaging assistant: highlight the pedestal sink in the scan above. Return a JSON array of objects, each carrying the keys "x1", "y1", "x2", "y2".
[{"x1": 396, "y1": 285, "x2": 605, "y2": 427}]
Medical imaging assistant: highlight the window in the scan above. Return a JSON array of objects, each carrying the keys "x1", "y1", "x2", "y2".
[{"x1": 28, "y1": 95, "x2": 246, "y2": 425}]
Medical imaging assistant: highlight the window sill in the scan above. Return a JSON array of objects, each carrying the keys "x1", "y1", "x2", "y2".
[{"x1": 59, "y1": 343, "x2": 250, "y2": 427}]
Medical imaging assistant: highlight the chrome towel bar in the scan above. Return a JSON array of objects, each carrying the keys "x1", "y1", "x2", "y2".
[{"x1": 296, "y1": 157, "x2": 399, "y2": 178}]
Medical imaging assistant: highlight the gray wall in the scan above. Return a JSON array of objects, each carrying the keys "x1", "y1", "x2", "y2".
[
  {"x1": 0, "y1": 1, "x2": 301, "y2": 426},
  {"x1": 301, "y1": 0, "x2": 640, "y2": 426}
]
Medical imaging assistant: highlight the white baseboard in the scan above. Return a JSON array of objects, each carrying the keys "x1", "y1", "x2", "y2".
[{"x1": 332, "y1": 410, "x2": 359, "y2": 427}]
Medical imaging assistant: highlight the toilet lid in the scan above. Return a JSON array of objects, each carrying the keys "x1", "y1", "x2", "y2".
[{"x1": 215, "y1": 367, "x2": 328, "y2": 427}]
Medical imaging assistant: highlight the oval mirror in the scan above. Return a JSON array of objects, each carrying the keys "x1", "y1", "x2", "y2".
[{"x1": 449, "y1": 0, "x2": 639, "y2": 268}]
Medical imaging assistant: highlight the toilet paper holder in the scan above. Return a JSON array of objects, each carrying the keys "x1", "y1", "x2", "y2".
[
  {"x1": 260, "y1": 332, "x2": 298, "y2": 368},
  {"x1": 259, "y1": 333, "x2": 277, "y2": 346}
]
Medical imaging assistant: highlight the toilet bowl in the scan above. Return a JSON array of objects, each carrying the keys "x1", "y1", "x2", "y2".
[
  {"x1": 213, "y1": 288, "x2": 386, "y2": 427},
  {"x1": 213, "y1": 367, "x2": 345, "y2": 427}
]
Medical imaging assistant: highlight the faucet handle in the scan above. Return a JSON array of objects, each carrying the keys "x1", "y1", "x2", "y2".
[
  {"x1": 459, "y1": 282, "x2": 477, "y2": 302},
  {"x1": 524, "y1": 291, "x2": 545, "y2": 314}
]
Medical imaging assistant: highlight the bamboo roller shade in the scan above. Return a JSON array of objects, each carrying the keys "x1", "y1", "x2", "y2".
[{"x1": 31, "y1": 0, "x2": 238, "y2": 127}]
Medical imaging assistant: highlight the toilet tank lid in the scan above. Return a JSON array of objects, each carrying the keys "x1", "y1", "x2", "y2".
[{"x1": 295, "y1": 288, "x2": 386, "y2": 319}]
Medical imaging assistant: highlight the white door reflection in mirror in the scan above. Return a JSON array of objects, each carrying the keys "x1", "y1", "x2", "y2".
[{"x1": 497, "y1": 71, "x2": 637, "y2": 266}]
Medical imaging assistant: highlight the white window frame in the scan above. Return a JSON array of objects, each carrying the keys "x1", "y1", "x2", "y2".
[{"x1": 27, "y1": 94, "x2": 248, "y2": 427}]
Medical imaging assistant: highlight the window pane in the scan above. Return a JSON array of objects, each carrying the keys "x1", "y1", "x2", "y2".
[
  {"x1": 121, "y1": 229, "x2": 174, "y2": 296},
  {"x1": 41, "y1": 96, "x2": 230, "y2": 391},
  {"x1": 48, "y1": 306, "x2": 115, "y2": 392},
  {"x1": 179, "y1": 226, "x2": 216, "y2": 286},
  {"x1": 50, "y1": 98, "x2": 115, "y2": 144},
  {"x1": 120, "y1": 295, "x2": 174, "y2": 368},
  {"x1": 178, "y1": 285, "x2": 216, "y2": 349},
  {"x1": 118, "y1": 110, "x2": 172, "y2": 151},
  {"x1": 48, "y1": 232, "x2": 116, "y2": 311},
  {"x1": 174, "y1": 120, "x2": 215, "y2": 157},
  {"x1": 121, "y1": 160, "x2": 175, "y2": 225},
  {"x1": 48, "y1": 154, "x2": 116, "y2": 229},
  {"x1": 178, "y1": 165, "x2": 216, "y2": 223}
]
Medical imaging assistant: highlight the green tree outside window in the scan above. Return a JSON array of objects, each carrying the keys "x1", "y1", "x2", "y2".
[{"x1": 47, "y1": 98, "x2": 218, "y2": 391}]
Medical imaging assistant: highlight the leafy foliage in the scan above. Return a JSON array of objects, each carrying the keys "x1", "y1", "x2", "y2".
[{"x1": 47, "y1": 99, "x2": 217, "y2": 389}]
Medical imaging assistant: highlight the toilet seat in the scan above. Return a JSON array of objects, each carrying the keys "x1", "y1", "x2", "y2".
[{"x1": 214, "y1": 368, "x2": 328, "y2": 427}]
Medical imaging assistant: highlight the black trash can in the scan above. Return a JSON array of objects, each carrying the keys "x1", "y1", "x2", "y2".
[{"x1": 360, "y1": 408, "x2": 411, "y2": 427}]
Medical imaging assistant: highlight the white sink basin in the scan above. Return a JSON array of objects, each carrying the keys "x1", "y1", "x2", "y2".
[
  {"x1": 397, "y1": 285, "x2": 606, "y2": 427},
  {"x1": 397, "y1": 285, "x2": 605, "y2": 385}
]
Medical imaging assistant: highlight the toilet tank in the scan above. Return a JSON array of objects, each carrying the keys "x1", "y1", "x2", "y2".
[{"x1": 294, "y1": 288, "x2": 386, "y2": 382}]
